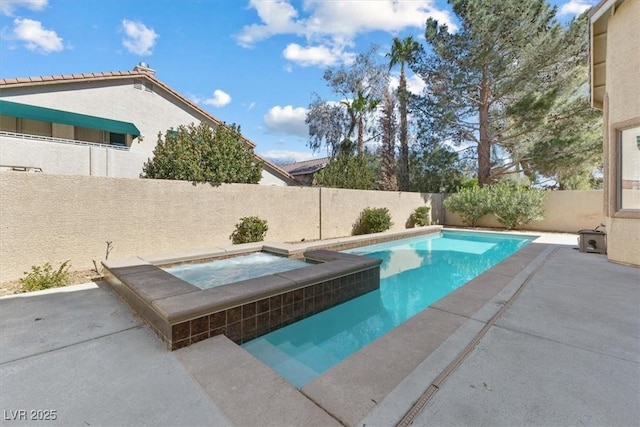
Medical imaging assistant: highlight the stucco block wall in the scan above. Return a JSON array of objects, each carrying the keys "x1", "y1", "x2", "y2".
[
  {"x1": 1, "y1": 173, "x2": 606, "y2": 281},
  {"x1": 445, "y1": 190, "x2": 604, "y2": 233},
  {"x1": 0, "y1": 173, "x2": 317, "y2": 281},
  {"x1": 319, "y1": 188, "x2": 443, "y2": 239},
  {"x1": 603, "y1": 0, "x2": 640, "y2": 266}
]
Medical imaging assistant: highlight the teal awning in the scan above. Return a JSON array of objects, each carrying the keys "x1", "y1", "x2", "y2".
[{"x1": 0, "y1": 99, "x2": 140, "y2": 137}]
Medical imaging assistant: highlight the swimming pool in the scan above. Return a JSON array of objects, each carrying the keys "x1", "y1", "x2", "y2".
[
  {"x1": 163, "y1": 252, "x2": 309, "y2": 289},
  {"x1": 242, "y1": 230, "x2": 533, "y2": 388}
]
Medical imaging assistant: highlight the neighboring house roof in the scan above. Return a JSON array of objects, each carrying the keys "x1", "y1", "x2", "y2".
[
  {"x1": 280, "y1": 157, "x2": 330, "y2": 176},
  {"x1": 0, "y1": 65, "x2": 296, "y2": 184}
]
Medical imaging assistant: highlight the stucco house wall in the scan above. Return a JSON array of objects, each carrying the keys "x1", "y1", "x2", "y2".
[
  {"x1": 591, "y1": 0, "x2": 640, "y2": 266},
  {"x1": 0, "y1": 68, "x2": 293, "y2": 185}
]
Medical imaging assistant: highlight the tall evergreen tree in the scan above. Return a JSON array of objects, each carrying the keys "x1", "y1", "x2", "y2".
[
  {"x1": 388, "y1": 36, "x2": 421, "y2": 191},
  {"x1": 412, "y1": 0, "x2": 583, "y2": 186},
  {"x1": 520, "y1": 14, "x2": 602, "y2": 188}
]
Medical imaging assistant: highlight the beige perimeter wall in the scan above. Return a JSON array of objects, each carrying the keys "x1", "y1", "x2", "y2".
[
  {"x1": 445, "y1": 190, "x2": 604, "y2": 233},
  {"x1": 0, "y1": 173, "x2": 604, "y2": 281},
  {"x1": 0, "y1": 173, "x2": 442, "y2": 281},
  {"x1": 0, "y1": 173, "x2": 319, "y2": 281}
]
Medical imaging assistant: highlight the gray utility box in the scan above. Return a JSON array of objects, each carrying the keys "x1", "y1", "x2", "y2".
[{"x1": 578, "y1": 229, "x2": 607, "y2": 254}]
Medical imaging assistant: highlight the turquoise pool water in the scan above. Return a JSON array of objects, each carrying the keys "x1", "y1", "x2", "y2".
[
  {"x1": 242, "y1": 230, "x2": 533, "y2": 388},
  {"x1": 163, "y1": 252, "x2": 309, "y2": 289}
]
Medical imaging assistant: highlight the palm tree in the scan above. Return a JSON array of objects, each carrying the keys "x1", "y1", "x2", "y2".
[
  {"x1": 342, "y1": 91, "x2": 379, "y2": 157},
  {"x1": 387, "y1": 36, "x2": 420, "y2": 191}
]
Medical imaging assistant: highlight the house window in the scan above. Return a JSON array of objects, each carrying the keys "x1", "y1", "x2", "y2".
[
  {"x1": 618, "y1": 125, "x2": 640, "y2": 211},
  {"x1": 19, "y1": 118, "x2": 52, "y2": 137},
  {"x1": 0, "y1": 115, "x2": 17, "y2": 132},
  {"x1": 75, "y1": 126, "x2": 103, "y2": 143},
  {"x1": 109, "y1": 132, "x2": 127, "y2": 146}
]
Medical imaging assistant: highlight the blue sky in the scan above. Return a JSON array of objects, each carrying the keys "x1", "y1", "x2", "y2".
[{"x1": 0, "y1": 0, "x2": 597, "y2": 163}]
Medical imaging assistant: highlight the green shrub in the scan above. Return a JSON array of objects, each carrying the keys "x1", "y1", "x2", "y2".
[
  {"x1": 20, "y1": 260, "x2": 71, "y2": 292},
  {"x1": 444, "y1": 187, "x2": 491, "y2": 226},
  {"x1": 487, "y1": 183, "x2": 546, "y2": 230},
  {"x1": 353, "y1": 207, "x2": 393, "y2": 235},
  {"x1": 409, "y1": 206, "x2": 431, "y2": 227},
  {"x1": 230, "y1": 216, "x2": 269, "y2": 244}
]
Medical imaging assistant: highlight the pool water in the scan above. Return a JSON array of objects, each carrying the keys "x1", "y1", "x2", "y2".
[
  {"x1": 163, "y1": 252, "x2": 309, "y2": 289},
  {"x1": 242, "y1": 230, "x2": 533, "y2": 388}
]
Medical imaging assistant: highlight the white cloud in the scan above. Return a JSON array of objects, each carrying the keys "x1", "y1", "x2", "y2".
[
  {"x1": 283, "y1": 43, "x2": 355, "y2": 67},
  {"x1": 236, "y1": 0, "x2": 304, "y2": 48},
  {"x1": 301, "y1": 0, "x2": 456, "y2": 39},
  {"x1": 121, "y1": 19, "x2": 158, "y2": 55},
  {"x1": 558, "y1": 0, "x2": 596, "y2": 16},
  {"x1": 0, "y1": 0, "x2": 47, "y2": 16},
  {"x1": 260, "y1": 150, "x2": 315, "y2": 162},
  {"x1": 204, "y1": 89, "x2": 232, "y2": 108},
  {"x1": 264, "y1": 105, "x2": 309, "y2": 136},
  {"x1": 12, "y1": 18, "x2": 63, "y2": 53},
  {"x1": 236, "y1": 0, "x2": 455, "y2": 67}
]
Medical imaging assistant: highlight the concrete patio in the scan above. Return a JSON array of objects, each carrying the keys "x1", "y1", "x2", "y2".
[{"x1": 1, "y1": 234, "x2": 638, "y2": 426}]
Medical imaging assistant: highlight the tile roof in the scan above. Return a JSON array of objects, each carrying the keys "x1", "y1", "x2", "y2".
[
  {"x1": 0, "y1": 68, "x2": 295, "y2": 184},
  {"x1": 280, "y1": 157, "x2": 329, "y2": 176}
]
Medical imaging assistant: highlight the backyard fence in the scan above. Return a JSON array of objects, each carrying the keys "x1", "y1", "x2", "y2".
[{"x1": 0, "y1": 173, "x2": 603, "y2": 281}]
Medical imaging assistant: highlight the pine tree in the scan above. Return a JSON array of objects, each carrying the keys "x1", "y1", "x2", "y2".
[{"x1": 413, "y1": 0, "x2": 586, "y2": 186}]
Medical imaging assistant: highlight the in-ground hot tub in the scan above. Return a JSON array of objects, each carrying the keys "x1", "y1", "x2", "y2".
[
  {"x1": 103, "y1": 248, "x2": 381, "y2": 350},
  {"x1": 162, "y1": 252, "x2": 310, "y2": 290},
  {"x1": 102, "y1": 226, "x2": 442, "y2": 350}
]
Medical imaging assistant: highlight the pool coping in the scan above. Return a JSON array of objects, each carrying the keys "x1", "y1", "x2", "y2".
[
  {"x1": 299, "y1": 235, "x2": 549, "y2": 426},
  {"x1": 102, "y1": 226, "x2": 443, "y2": 350}
]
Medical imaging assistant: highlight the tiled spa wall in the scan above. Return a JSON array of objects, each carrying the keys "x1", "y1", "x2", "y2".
[{"x1": 168, "y1": 267, "x2": 380, "y2": 350}]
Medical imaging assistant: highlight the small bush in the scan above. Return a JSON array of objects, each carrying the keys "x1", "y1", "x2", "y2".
[
  {"x1": 20, "y1": 260, "x2": 71, "y2": 292},
  {"x1": 353, "y1": 207, "x2": 393, "y2": 235},
  {"x1": 230, "y1": 216, "x2": 268, "y2": 244},
  {"x1": 487, "y1": 183, "x2": 546, "y2": 230},
  {"x1": 408, "y1": 206, "x2": 431, "y2": 227},
  {"x1": 444, "y1": 187, "x2": 491, "y2": 226}
]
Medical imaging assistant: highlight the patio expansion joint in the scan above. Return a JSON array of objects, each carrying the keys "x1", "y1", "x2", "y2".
[
  {"x1": 299, "y1": 388, "x2": 349, "y2": 427},
  {"x1": 426, "y1": 305, "x2": 488, "y2": 323},
  {"x1": 394, "y1": 246, "x2": 560, "y2": 427},
  {"x1": 491, "y1": 323, "x2": 640, "y2": 365},
  {"x1": 0, "y1": 324, "x2": 146, "y2": 367}
]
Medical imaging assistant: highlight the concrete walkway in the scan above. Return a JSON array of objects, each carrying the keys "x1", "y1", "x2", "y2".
[
  {"x1": 361, "y1": 246, "x2": 640, "y2": 426},
  {"x1": 412, "y1": 247, "x2": 640, "y2": 426},
  {"x1": 0, "y1": 283, "x2": 232, "y2": 426},
  {"x1": 1, "y1": 238, "x2": 638, "y2": 426}
]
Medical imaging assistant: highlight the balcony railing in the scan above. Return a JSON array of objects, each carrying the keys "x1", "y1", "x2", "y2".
[{"x1": 0, "y1": 131, "x2": 130, "y2": 151}]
